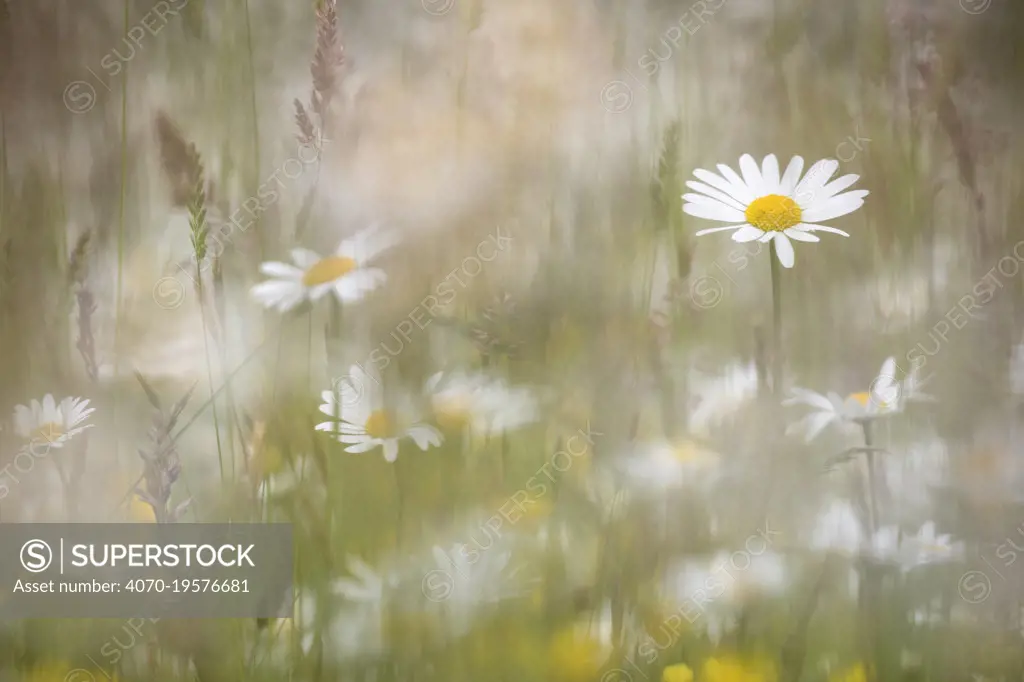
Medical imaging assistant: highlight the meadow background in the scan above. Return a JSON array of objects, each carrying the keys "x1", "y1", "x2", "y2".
[{"x1": 1, "y1": 0, "x2": 1024, "y2": 680}]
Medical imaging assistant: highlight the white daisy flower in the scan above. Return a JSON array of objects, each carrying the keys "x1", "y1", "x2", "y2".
[
  {"x1": 810, "y1": 499, "x2": 865, "y2": 555},
  {"x1": 315, "y1": 364, "x2": 443, "y2": 462},
  {"x1": 688, "y1": 360, "x2": 760, "y2": 437},
  {"x1": 899, "y1": 521, "x2": 964, "y2": 568},
  {"x1": 867, "y1": 523, "x2": 962, "y2": 571},
  {"x1": 618, "y1": 439, "x2": 722, "y2": 491},
  {"x1": 425, "y1": 371, "x2": 539, "y2": 436},
  {"x1": 784, "y1": 357, "x2": 929, "y2": 442},
  {"x1": 666, "y1": 550, "x2": 788, "y2": 641},
  {"x1": 425, "y1": 543, "x2": 522, "y2": 638},
  {"x1": 250, "y1": 227, "x2": 396, "y2": 312},
  {"x1": 683, "y1": 153, "x2": 868, "y2": 268},
  {"x1": 13, "y1": 394, "x2": 96, "y2": 449}
]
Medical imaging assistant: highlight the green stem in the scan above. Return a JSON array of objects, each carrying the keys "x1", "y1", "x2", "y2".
[
  {"x1": 114, "y1": 0, "x2": 130, "y2": 465},
  {"x1": 393, "y1": 461, "x2": 404, "y2": 549},
  {"x1": 769, "y1": 241, "x2": 783, "y2": 395},
  {"x1": 198, "y1": 277, "x2": 226, "y2": 483}
]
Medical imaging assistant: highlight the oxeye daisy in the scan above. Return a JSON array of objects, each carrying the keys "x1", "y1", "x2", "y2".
[
  {"x1": 315, "y1": 365, "x2": 443, "y2": 462},
  {"x1": 250, "y1": 226, "x2": 396, "y2": 312},
  {"x1": 784, "y1": 357, "x2": 931, "y2": 442},
  {"x1": 683, "y1": 153, "x2": 868, "y2": 268},
  {"x1": 424, "y1": 371, "x2": 539, "y2": 436},
  {"x1": 13, "y1": 394, "x2": 96, "y2": 448}
]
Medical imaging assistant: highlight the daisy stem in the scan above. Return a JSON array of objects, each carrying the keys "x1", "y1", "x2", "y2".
[
  {"x1": 769, "y1": 241, "x2": 783, "y2": 395},
  {"x1": 198, "y1": 275, "x2": 227, "y2": 484},
  {"x1": 393, "y1": 462, "x2": 404, "y2": 549}
]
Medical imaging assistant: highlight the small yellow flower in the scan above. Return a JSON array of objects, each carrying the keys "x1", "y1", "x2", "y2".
[
  {"x1": 547, "y1": 627, "x2": 608, "y2": 682},
  {"x1": 25, "y1": 662, "x2": 116, "y2": 682},
  {"x1": 829, "y1": 664, "x2": 868, "y2": 682},
  {"x1": 663, "y1": 663, "x2": 695, "y2": 682},
  {"x1": 701, "y1": 656, "x2": 777, "y2": 682}
]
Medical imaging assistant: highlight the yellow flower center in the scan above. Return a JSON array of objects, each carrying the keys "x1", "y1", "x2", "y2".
[
  {"x1": 745, "y1": 194, "x2": 802, "y2": 232},
  {"x1": 662, "y1": 663, "x2": 695, "y2": 682},
  {"x1": 32, "y1": 422, "x2": 64, "y2": 443},
  {"x1": 433, "y1": 397, "x2": 471, "y2": 430},
  {"x1": 364, "y1": 410, "x2": 396, "y2": 439},
  {"x1": 673, "y1": 441, "x2": 703, "y2": 463},
  {"x1": 301, "y1": 256, "x2": 357, "y2": 287},
  {"x1": 849, "y1": 392, "x2": 871, "y2": 407}
]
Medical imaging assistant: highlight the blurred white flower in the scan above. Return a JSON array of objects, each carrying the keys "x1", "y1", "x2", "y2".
[
  {"x1": 684, "y1": 154, "x2": 867, "y2": 268},
  {"x1": 869, "y1": 522, "x2": 963, "y2": 571},
  {"x1": 785, "y1": 357, "x2": 932, "y2": 442},
  {"x1": 425, "y1": 371, "x2": 539, "y2": 436},
  {"x1": 250, "y1": 227, "x2": 395, "y2": 312},
  {"x1": 667, "y1": 550, "x2": 789, "y2": 633},
  {"x1": 688, "y1": 361, "x2": 759, "y2": 437},
  {"x1": 426, "y1": 543, "x2": 523, "y2": 638},
  {"x1": 618, "y1": 439, "x2": 722, "y2": 491},
  {"x1": 810, "y1": 499, "x2": 864, "y2": 555},
  {"x1": 316, "y1": 364, "x2": 443, "y2": 462},
  {"x1": 13, "y1": 394, "x2": 96, "y2": 448},
  {"x1": 289, "y1": 557, "x2": 402, "y2": 662}
]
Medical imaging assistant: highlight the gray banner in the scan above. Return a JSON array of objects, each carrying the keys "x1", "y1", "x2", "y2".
[{"x1": 0, "y1": 524, "x2": 293, "y2": 619}]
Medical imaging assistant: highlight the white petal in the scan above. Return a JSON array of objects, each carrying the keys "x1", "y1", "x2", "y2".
[
  {"x1": 694, "y1": 224, "x2": 747, "y2": 237},
  {"x1": 795, "y1": 223, "x2": 850, "y2": 237},
  {"x1": 333, "y1": 270, "x2": 387, "y2": 302},
  {"x1": 682, "y1": 193, "x2": 744, "y2": 214},
  {"x1": 783, "y1": 228, "x2": 819, "y2": 242},
  {"x1": 406, "y1": 425, "x2": 443, "y2": 450},
  {"x1": 290, "y1": 249, "x2": 322, "y2": 269},
  {"x1": 337, "y1": 226, "x2": 399, "y2": 262},
  {"x1": 731, "y1": 225, "x2": 766, "y2": 242},
  {"x1": 793, "y1": 159, "x2": 839, "y2": 204},
  {"x1": 42, "y1": 395, "x2": 56, "y2": 420},
  {"x1": 819, "y1": 174, "x2": 861, "y2": 201},
  {"x1": 683, "y1": 202, "x2": 746, "y2": 223},
  {"x1": 345, "y1": 440, "x2": 380, "y2": 454},
  {"x1": 803, "y1": 411, "x2": 838, "y2": 442},
  {"x1": 801, "y1": 192, "x2": 868, "y2": 223},
  {"x1": 684, "y1": 181, "x2": 748, "y2": 211},
  {"x1": 259, "y1": 261, "x2": 304, "y2": 279},
  {"x1": 738, "y1": 154, "x2": 765, "y2": 197},
  {"x1": 382, "y1": 440, "x2": 400, "y2": 462},
  {"x1": 779, "y1": 156, "x2": 804, "y2": 195},
  {"x1": 761, "y1": 154, "x2": 781, "y2": 194},
  {"x1": 251, "y1": 280, "x2": 305, "y2": 311},
  {"x1": 694, "y1": 167, "x2": 753, "y2": 204},
  {"x1": 715, "y1": 164, "x2": 757, "y2": 204},
  {"x1": 308, "y1": 282, "x2": 337, "y2": 301},
  {"x1": 772, "y1": 233, "x2": 795, "y2": 268},
  {"x1": 784, "y1": 388, "x2": 835, "y2": 412}
]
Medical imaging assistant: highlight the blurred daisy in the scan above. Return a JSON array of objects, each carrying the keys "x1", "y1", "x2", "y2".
[
  {"x1": 250, "y1": 227, "x2": 395, "y2": 312},
  {"x1": 688, "y1": 361, "x2": 759, "y2": 437},
  {"x1": 13, "y1": 394, "x2": 95, "y2": 448},
  {"x1": 683, "y1": 153, "x2": 867, "y2": 268},
  {"x1": 667, "y1": 550, "x2": 788, "y2": 643},
  {"x1": 784, "y1": 357, "x2": 929, "y2": 442},
  {"x1": 810, "y1": 499, "x2": 864, "y2": 555},
  {"x1": 425, "y1": 371, "x2": 539, "y2": 435},
  {"x1": 899, "y1": 521, "x2": 963, "y2": 568},
  {"x1": 619, "y1": 439, "x2": 722, "y2": 491},
  {"x1": 868, "y1": 522, "x2": 962, "y2": 571},
  {"x1": 316, "y1": 365, "x2": 442, "y2": 462},
  {"x1": 425, "y1": 543, "x2": 522, "y2": 637}
]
